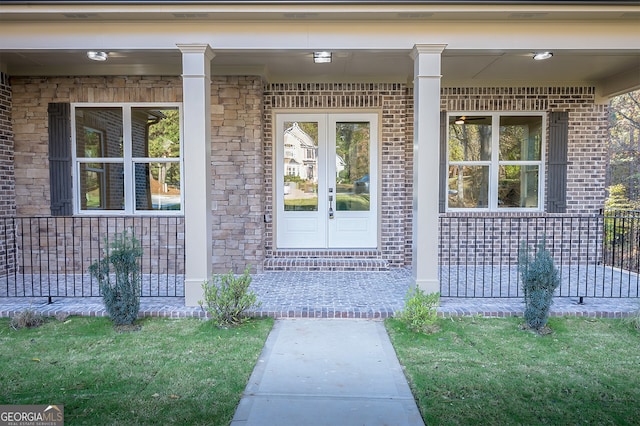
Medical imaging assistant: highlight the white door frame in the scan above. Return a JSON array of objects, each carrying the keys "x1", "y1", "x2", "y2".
[{"x1": 274, "y1": 111, "x2": 379, "y2": 249}]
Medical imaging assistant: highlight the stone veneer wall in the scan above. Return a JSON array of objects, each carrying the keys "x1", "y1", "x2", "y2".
[
  {"x1": 263, "y1": 83, "x2": 412, "y2": 268},
  {"x1": 210, "y1": 76, "x2": 265, "y2": 273},
  {"x1": 11, "y1": 76, "x2": 183, "y2": 216},
  {"x1": 10, "y1": 76, "x2": 186, "y2": 276},
  {"x1": 10, "y1": 75, "x2": 266, "y2": 274}
]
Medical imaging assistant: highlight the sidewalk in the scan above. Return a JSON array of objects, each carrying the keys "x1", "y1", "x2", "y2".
[{"x1": 230, "y1": 319, "x2": 424, "y2": 426}]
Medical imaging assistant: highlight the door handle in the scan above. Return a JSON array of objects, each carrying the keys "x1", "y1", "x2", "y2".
[{"x1": 329, "y1": 188, "x2": 334, "y2": 219}]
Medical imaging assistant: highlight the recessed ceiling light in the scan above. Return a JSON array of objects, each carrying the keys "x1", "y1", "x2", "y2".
[
  {"x1": 87, "y1": 51, "x2": 108, "y2": 61},
  {"x1": 313, "y1": 51, "x2": 332, "y2": 64},
  {"x1": 533, "y1": 51, "x2": 553, "y2": 61}
]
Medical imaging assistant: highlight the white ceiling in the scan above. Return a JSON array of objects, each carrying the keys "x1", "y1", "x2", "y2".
[
  {"x1": 2, "y1": 48, "x2": 638, "y2": 89},
  {"x1": 1, "y1": 3, "x2": 639, "y2": 96}
]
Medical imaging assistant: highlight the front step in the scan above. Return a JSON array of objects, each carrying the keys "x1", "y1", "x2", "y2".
[{"x1": 264, "y1": 250, "x2": 389, "y2": 271}]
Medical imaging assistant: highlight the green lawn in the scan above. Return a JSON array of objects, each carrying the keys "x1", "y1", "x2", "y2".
[
  {"x1": 386, "y1": 316, "x2": 640, "y2": 425},
  {"x1": 0, "y1": 316, "x2": 273, "y2": 425}
]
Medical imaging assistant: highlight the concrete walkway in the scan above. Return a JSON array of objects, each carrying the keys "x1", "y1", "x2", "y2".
[{"x1": 230, "y1": 319, "x2": 424, "y2": 426}]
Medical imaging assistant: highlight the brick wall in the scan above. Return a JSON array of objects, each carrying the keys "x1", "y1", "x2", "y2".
[
  {"x1": 0, "y1": 73, "x2": 15, "y2": 217},
  {"x1": 8, "y1": 76, "x2": 609, "y2": 276},
  {"x1": 439, "y1": 86, "x2": 608, "y2": 268},
  {"x1": 440, "y1": 86, "x2": 608, "y2": 215},
  {"x1": 263, "y1": 83, "x2": 411, "y2": 268},
  {"x1": 0, "y1": 72, "x2": 16, "y2": 275}
]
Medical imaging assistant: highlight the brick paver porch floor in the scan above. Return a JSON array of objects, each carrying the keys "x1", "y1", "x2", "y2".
[{"x1": 0, "y1": 268, "x2": 638, "y2": 319}]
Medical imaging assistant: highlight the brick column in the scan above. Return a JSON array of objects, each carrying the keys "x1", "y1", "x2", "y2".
[
  {"x1": 178, "y1": 44, "x2": 214, "y2": 306},
  {"x1": 0, "y1": 72, "x2": 15, "y2": 217},
  {"x1": 0, "y1": 72, "x2": 16, "y2": 276},
  {"x1": 410, "y1": 44, "x2": 446, "y2": 294}
]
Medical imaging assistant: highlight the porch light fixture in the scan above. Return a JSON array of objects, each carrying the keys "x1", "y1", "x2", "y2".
[
  {"x1": 532, "y1": 51, "x2": 553, "y2": 61},
  {"x1": 313, "y1": 51, "x2": 332, "y2": 63},
  {"x1": 87, "y1": 51, "x2": 108, "y2": 61},
  {"x1": 454, "y1": 117, "x2": 465, "y2": 125}
]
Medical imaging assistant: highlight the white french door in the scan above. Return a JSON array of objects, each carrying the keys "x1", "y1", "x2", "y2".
[{"x1": 275, "y1": 113, "x2": 378, "y2": 249}]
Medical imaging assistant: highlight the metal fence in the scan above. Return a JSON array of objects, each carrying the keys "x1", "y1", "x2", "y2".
[
  {"x1": 3, "y1": 212, "x2": 639, "y2": 300},
  {"x1": 0, "y1": 216, "x2": 185, "y2": 299},
  {"x1": 439, "y1": 211, "x2": 640, "y2": 298}
]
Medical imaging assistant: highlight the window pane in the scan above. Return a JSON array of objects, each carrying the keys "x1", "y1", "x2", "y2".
[
  {"x1": 447, "y1": 165, "x2": 489, "y2": 208},
  {"x1": 448, "y1": 116, "x2": 492, "y2": 161},
  {"x1": 499, "y1": 116, "x2": 542, "y2": 161},
  {"x1": 336, "y1": 122, "x2": 370, "y2": 211},
  {"x1": 134, "y1": 162, "x2": 181, "y2": 211},
  {"x1": 132, "y1": 107, "x2": 180, "y2": 158},
  {"x1": 79, "y1": 163, "x2": 124, "y2": 210},
  {"x1": 283, "y1": 122, "x2": 318, "y2": 211},
  {"x1": 75, "y1": 108, "x2": 123, "y2": 158},
  {"x1": 498, "y1": 165, "x2": 539, "y2": 208}
]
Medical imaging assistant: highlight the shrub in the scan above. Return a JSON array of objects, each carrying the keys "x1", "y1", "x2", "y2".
[
  {"x1": 199, "y1": 266, "x2": 261, "y2": 327},
  {"x1": 398, "y1": 288, "x2": 440, "y2": 334},
  {"x1": 10, "y1": 308, "x2": 45, "y2": 330},
  {"x1": 89, "y1": 229, "x2": 143, "y2": 326},
  {"x1": 518, "y1": 237, "x2": 560, "y2": 331}
]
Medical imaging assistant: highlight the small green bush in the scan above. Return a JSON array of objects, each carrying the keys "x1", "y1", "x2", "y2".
[
  {"x1": 518, "y1": 237, "x2": 560, "y2": 331},
  {"x1": 398, "y1": 288, "x2": 440, "y2": 334},
  {"x1": 10, "y1": 308, "x2": 45, "y2": 330},
  {"x1": 89, "y1": 229, "x2": 143, "y2": 326},
  {"x1": 199, "y1": 266, "x2": 261, "y2": 327}
]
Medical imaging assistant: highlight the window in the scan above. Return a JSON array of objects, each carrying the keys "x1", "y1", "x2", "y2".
[
  {"x1": 447, "y1": 113, "x2": 544, "y2": 210},
  {"x1": 72, "y1": 104, "x2": 182, "y2": 214}
]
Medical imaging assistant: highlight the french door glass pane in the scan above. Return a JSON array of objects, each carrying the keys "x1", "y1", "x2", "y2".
[
  {"x1": 79, "y1": 163, "x2": 124, "y2": 210},
  {"x1": 498, "y1": 165, "x2": 539, "y2": 208},
  {"x1": 283, "y1": 121, "x2": 318, "y2": 211},
  {"x1": 335, "y1": 122, "x2": 370, "y2": 211},
  {"x1": 447, "y1": 165, "x2": 489, "y2": 208},
  {"x1": 134, "y1": 162, "x2": 181, "y2": 211},
  {"x1": 499, "y1": 116, "x2": 542, "y2": 161}
]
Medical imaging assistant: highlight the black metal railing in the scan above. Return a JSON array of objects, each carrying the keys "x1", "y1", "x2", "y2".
[
  {"x1": 3, "y1": 212, "x2": 638, "y2": 300},
  {"x1": 0, "y1": 216, "x2": 185, "y2": 298},
  {"x1": 439, "y1": 211, "x2": 640, "y2": 298}
]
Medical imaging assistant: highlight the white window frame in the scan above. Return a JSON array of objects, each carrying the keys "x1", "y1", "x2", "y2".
[
  {"x1": 71, "y1": 102, "x2": 184, "y2": 216},
  {"x1": 446, "y1": 112, "x2": 546, "y2": 212}
]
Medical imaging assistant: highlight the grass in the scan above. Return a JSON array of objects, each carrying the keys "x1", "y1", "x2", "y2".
[
  {"x1": 0, "y1": 316, "x2": 273, "y2": 425},
  {"x1": 386, "y1": 316, "x2": 640, "y2": 425}
]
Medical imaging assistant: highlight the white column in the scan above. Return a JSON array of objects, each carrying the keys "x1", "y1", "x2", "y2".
[
  {"x1": 178, "y1": 44, "x2": 215, "y2": 306},
  {"x1": 411, "y1": 44, "x2": 446, "y2": 294}
]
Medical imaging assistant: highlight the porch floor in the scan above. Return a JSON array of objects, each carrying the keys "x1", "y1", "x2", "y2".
[{"x1": 0, "y1": 268, "x2": 638, "y2": 319}]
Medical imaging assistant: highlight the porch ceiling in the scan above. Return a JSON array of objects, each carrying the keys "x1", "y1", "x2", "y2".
[
  {"x1": 2, "y1": 48, "x2": 639, "y2": 98},
  {"x1": 1, "y1": 1, "x2": 639, "y2": 98}
]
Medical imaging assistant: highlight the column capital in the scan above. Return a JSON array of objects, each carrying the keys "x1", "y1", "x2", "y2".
[
  {"x1": 410, "y1": 44, "x2": 447, "y2": 60},
  {"x1": 176, "y1": 43, "x2": 215, "y2": 61}
]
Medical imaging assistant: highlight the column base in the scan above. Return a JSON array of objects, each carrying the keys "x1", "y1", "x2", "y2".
[
  {"x1": 412, "y1": 278, "x2": 440, "y2": 295},
  {"x1": 184, "y1": 278, "x2": 205, "y2": 307}
]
